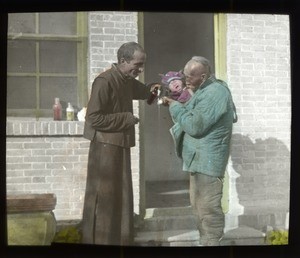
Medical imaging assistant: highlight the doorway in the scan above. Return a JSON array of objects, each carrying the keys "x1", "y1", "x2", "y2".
[{"x1": 140, "y1": 12, "x2": 215, "y2": 209}]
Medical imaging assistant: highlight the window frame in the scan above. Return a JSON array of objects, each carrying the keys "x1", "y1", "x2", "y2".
[{"x1": 7, "y1": 12, "x2": 88, "y2": 119}]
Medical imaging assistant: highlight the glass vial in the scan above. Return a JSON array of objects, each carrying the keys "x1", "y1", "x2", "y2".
[
  {"x1": 66, "y1": 102, "x2": 74, "y2": 121},
  {"x1": 147, "y1": 87, "x2": 159, "y2": 105},
  {"x1": 53, "y1": 97, "x2": 62, "y2": 121}
]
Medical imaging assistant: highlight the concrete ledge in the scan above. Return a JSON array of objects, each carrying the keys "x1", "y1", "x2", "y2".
[{"x1": 6, "y1": 119, "x2": 84, "y2": 136}]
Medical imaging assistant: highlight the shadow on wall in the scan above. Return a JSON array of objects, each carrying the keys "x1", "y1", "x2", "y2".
[{"x1": 230, "y1": 134, "x2": 290, "y2": 214}]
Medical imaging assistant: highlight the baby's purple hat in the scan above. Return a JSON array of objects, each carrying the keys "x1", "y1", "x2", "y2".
[{"x1": 160, "y1": 71, "x2": 184, "y2": 85}]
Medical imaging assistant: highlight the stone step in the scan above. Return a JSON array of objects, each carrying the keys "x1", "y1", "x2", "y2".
[
  {"x1": 145, "y1": 206, "x2": 193, "y2": 218},
  {"x1": 135, "y1": 226, "x2": 266, "y2": 246},
  {"x1": 141, "y1": 206, "x2": 197, "y2": 232},
  {"x1": 238, "y1": 209, "x2": 289, "y2": 231},
  {"x1": 135, "y1": 229, "x2": 200, "y2": 246},
  {"x1": 220, "y1": 226, "x2": 266, "y2": 246},
  {"x1": 141, "y1": 215, "x2": 197, "y2": 232},
  {"x1": 137, "y1": 207, "x2": 267, "y2": 246}
]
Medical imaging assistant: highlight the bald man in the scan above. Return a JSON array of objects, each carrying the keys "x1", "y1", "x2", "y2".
[{"x1": 163, "y1": 56, "x2": 236, "y2": 246}]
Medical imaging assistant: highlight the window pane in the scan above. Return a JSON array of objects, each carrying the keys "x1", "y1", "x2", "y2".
[
  {"x1": 40, "y1": 77, "x2": 78, "y2": 109},
  {"x1": 40, "y1": 41, "x2": 77, "y2": 74},
  {"x1": 39, "y1": 12, "x2": 76, "y2": 35},
  {"x1": 8, "y1": 13, "x2": 36, "y2": 34},
  {"x1": 7, "y1": 77, "x2": 36, "y2": 109},
  {"x1": 7, "y1": 40, "x2": 36, "y2": 73}
]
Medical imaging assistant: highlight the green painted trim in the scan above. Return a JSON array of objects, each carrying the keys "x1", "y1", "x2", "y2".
[
  {"x1": 214, "y1": 14, "x2": 229, "y2": 213},
  {"x1": 7, "y1": 34, "x2": 83, "y2": 41},
  {"x1": 36, "y1": 41, "x2": 40, "y2": 119},
  {"x1": 8, "y1": 73, "x2": 78, "y2": 77},
  {"x1": 214, "y1": 14, "x2": 227, "y2": 82},
  {"x1": 221, "y1": 170, "x2": 229, "y2": 214},
  {"x1": 76, "y1": 12, "x2": 89, "y2": 108},
  {"x1": 137, "y1": 12, "x2": 145, "y2": 84},
  {"x1": 137, "y1": 12, "x2": 146, "y2": 219}
]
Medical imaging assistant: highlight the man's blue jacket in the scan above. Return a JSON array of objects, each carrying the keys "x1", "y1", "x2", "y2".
[{"x1": 169, "y1": 76, "x2": 235, "y2": 178}]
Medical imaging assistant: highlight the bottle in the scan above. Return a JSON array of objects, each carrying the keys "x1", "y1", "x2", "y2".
[
  {"x1": 53, "y1": 97, "x2": 62, "y2": 121},
  {"x1": 66, "y1": 102, "x2": 74, "y2": 121},
  {"x1": 147, "y1": 87, "x2": 159, "y2": 105}
]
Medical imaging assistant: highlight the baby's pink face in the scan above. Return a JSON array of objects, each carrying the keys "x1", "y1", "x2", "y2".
[{"x1": 168, "y1": 79, "x2": 183, "y2": 93}]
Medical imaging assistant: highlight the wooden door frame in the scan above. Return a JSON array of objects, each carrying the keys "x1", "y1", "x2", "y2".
[
  {"x1": 214, "y1": 13, "x2": 228, "y2": 81},
  {"x1": 137, "y1": 12, "x2": 228, "y2": 218}
]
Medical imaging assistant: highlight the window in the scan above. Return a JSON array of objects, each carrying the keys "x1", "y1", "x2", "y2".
[{"x1": 7, "y1": 12, "x2": 88, "y2": 118}]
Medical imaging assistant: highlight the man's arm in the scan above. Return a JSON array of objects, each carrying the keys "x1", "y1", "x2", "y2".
[
  {"x1": 132, "y1": 81, "x2": 161, "y2": 100},
  {"x1": 86, "y1": 77, "x2": 137, "y2": 132},
  {"x1": 169, "y1": 85, "x2": 230, "y2": 138}
]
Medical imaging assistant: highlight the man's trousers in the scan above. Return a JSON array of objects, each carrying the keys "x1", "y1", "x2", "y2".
[{"x1": 190, "y1": 172, "x2": 224, "y2": 246}]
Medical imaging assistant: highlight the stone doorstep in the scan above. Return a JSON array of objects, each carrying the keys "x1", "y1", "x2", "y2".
[
  {"x1": 135, "y1": 227, "x2": 267, "y2": 247},
  {"x1": 134, "y1": 229, "x2": 200, "y2": 246},
  {"x1": 220, "y1": 226, "x2": 266, "y2": 246},
  {"x1": 138, "y1": 207, "x2": 267, "y2": 246},
  {"x1": 238, "y1": 210, "x2": 288, "y2": 231},
  {"x1": 142, "y1": 206, "x2": 197, "y2": 232},
  {"x1": 141, "y1": 215, "x2": 197, "y2": 232},
  {"x1": 145, "y1": 206, "x2": 193, "y2": 218}
]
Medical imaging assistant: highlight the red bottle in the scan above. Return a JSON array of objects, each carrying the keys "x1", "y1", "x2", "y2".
[
  {"x1": 53, "y1": 97, "x2": 62, "y2": 120},
  {"x1": 147, "y1": 87, "x2": 159, "y2": 105}
]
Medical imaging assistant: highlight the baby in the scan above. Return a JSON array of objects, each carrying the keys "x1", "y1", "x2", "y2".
[{"x1": 160, "y1": 71, "x2": 193, "y2": 103}]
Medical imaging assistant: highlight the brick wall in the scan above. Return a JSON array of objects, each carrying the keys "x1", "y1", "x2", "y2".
[
  {"x1": 226, "y1": 14, "x2": 291, "y2": 221},
  {"x1": 88, "y1": 11, "x2": 139, "y2": 84},
  {"x1": 6, "y1": 119, "x2": 89, "y2": 220}
]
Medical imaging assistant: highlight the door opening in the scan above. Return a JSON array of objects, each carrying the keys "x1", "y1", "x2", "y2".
[{"x1": 140, "y1": 12, "x2": 215, "y2": 209}]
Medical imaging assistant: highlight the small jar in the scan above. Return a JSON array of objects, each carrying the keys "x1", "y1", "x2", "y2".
[{"x1": 147, "y1": 87, "x2": 159, "y2": 105}]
